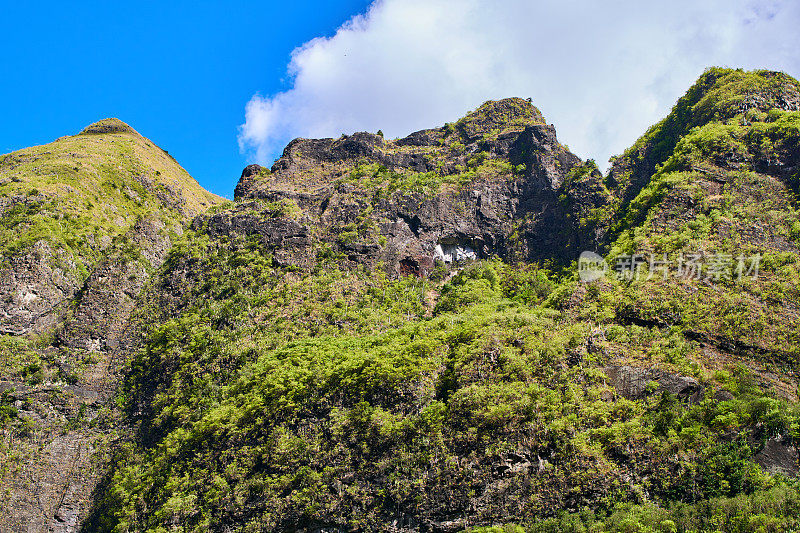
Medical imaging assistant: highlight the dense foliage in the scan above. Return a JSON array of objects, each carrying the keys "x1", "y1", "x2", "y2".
[{"x1": 89, "y1": 244, "x2": 798, "y2": 531}]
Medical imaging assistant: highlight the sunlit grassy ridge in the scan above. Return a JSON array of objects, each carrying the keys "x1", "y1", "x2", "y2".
[
  {"x1": 0, "y1": 117, "x2": 223, "y2": 270},
  {"x1": 0, "y1": 120, "x2": 225, "y2": 476},
  {"x1": 609, "y1": 68, "x2": 800, "y2": 201}
]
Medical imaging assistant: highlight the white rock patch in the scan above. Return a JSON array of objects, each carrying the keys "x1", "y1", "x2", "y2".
[{"x1": 434, "y1": 243, "x2": 477, "y2": 263}]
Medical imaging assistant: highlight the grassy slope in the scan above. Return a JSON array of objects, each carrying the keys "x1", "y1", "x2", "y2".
[
  {"x1": 88, "y1": 71, "x2": 800, "y2": 532},
  {"x1": 0, "y1": 118, "x2": 222, "y2": 265},
  {"x1": 0, "y1": 117, "x2": 223, "y2": 363}
]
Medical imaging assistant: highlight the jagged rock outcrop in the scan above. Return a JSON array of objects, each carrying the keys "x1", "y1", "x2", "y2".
[
  {"x1": 754, "y1": 437, "x2": 799, "y2": 476},
  {"x1": 0, "y1": 231, "x2": 81, "y2": 336},
  {"x1": 605, "y1": 365, "x2": 702, "y2": 400},
  {"x1": 227, "y1": 98, "x2": 607, "y2": 276}
]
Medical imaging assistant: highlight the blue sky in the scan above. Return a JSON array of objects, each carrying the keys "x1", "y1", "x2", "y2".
[
  {"x1": 0, "y1": 1, "x2": 371, "y2": 197},
  {"x1": 2, "y1": 1, "x2": 799, "y2": 198}
]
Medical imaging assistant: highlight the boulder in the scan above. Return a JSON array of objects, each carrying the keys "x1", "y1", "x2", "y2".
[
  {"x1": 605, "y1": 365, "x2": 702, "y2": 400},
  {"x1": 754, "y1": 437, "x2": 799, "y2": 477}
]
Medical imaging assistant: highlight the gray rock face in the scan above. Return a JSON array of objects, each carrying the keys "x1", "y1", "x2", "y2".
[
  {"x1": 0, "y1": 196, "x2": 85, "y2": 336},
  {"x1": 0, "y1": 240, "x2": 80, "y2": 335},
  {"x1": 434, "y1": 242, "x2": 477, "y2": 263},
  {"x1": 754, "y1": 437, "x2": 799, "y2": 476},
  {"x1": 605, "y1": 365, "x2": 702, "y2": 400},
  {"x1": 55, "y1": 217, "x2": 175, "y2": 355},
  {"x1": 0, "y1": 216, "x2": 182, "y2": 532}
]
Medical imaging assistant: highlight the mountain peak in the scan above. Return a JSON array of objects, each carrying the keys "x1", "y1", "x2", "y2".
[
  {"x1": 235, "y1": 97, "x2": 562, "y2": 199},
  {"x1": 455, "y1": 97, "x2": 546, "y2": 138},
  {"x1": 608, "y1": 67, "x2": 800, "y2": 204},
  {"x1": 80, "y1": 117, "x2": 139, "y2": 136}
]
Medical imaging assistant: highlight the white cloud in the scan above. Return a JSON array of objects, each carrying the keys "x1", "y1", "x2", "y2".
[{"x1": 239, "y1": 0, "x2": 800, "y2": 168}]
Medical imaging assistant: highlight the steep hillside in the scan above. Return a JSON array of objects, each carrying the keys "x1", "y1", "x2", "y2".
[
  {"x1": 0, "y1": 117, "x2": 221, "y2": 335},
  {"x1": 607, "y1": 68, "x2": 800, "y2": 207},
  {"x1": 600, "y1": 67, "x2": 800, "y2": 378},
  {"x1": 84, "y1": 70, "x2": 798, "y2": 532},
  {"x1": 0, "y1": 119, "x2": 223, "y2": 531}
]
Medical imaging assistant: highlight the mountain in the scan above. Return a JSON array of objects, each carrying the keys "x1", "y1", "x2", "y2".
[
  {"x1": 1, "y1": 68, "x2": 799, "y2": 532},
  {"x1": 0, "y1": 119, "x2": 224, "y2": 530}
]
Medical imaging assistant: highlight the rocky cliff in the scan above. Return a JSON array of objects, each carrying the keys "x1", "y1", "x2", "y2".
[
  {"x1": 2, "y1": 69, "x2": 800, "y2": 532},
  {"x1": 226, "y1": 97, "x2": 608, "y2": 276}
]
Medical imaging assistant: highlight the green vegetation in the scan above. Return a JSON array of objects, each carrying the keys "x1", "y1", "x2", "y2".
[
  {"x1": 504, "y1": 484, "x2": 800, "y2": 532},
  {"x1": 0, "y1": 336, "x2": 45, "y2": 386},
  {"x1": 0, "y1": 390, "x2": 17, "y2": 428},
  {"x1": 611, "y1": 68, "x2": 800, "y2": 196},
  {"x1": 598, "y1": 70, "x2": 800, "y2": 372},
  {"x1": 89, "y1": 233, "x2": 799, "y2": 531},
  {"x1": 338, "y1": 157, "x2": 517, "y2": 197},
  {"x1": 455, "y1": 97, "x2": 546, "y2": 140},
  {"x1": 259, "y1": 198, "x2": 303, "y2": 220},
  {"x1": 339, "y1": 162, "x2": 466, "y2": 194}
]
